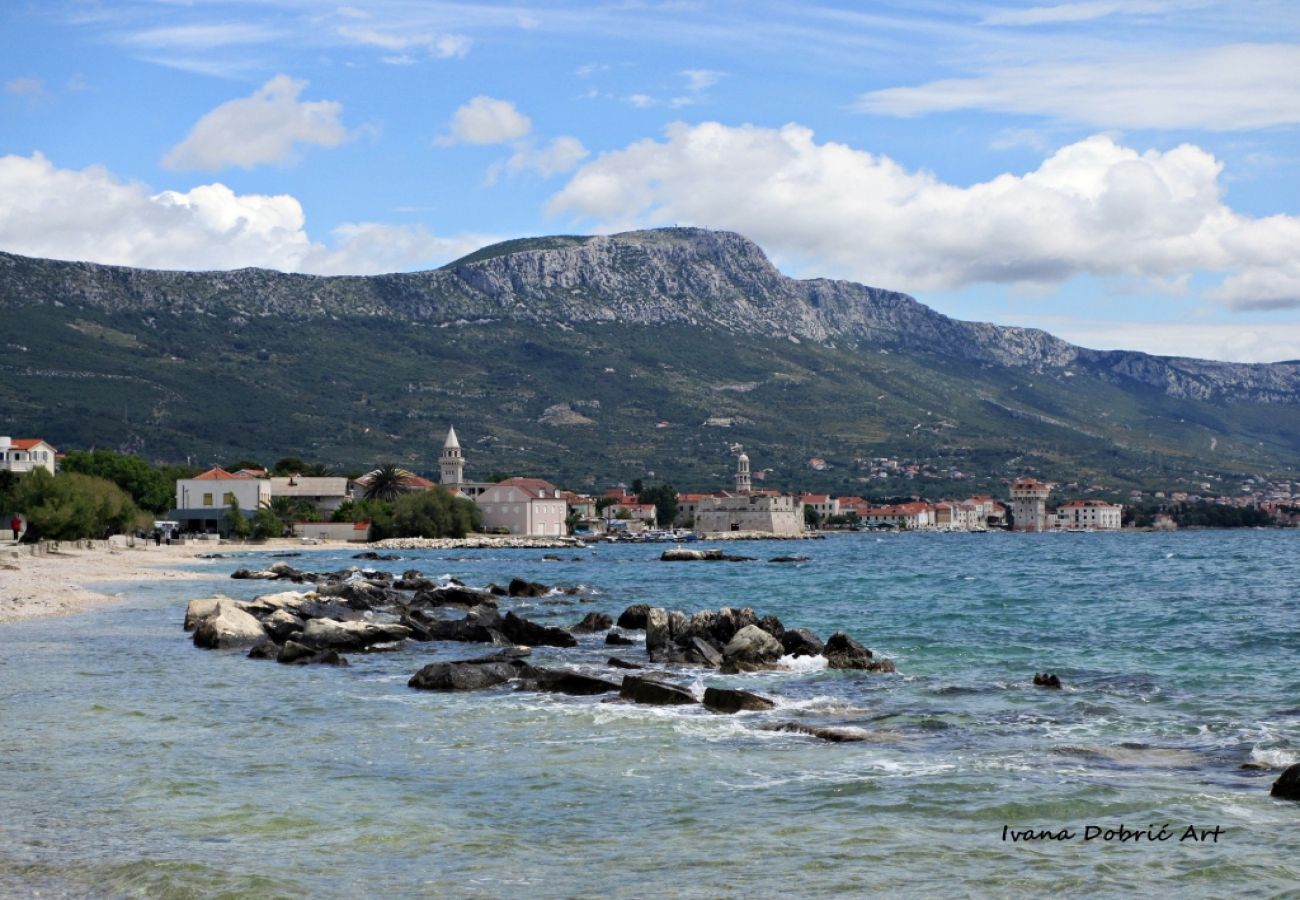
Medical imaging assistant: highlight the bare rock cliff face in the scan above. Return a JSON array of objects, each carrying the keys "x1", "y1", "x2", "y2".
[{"x1": 1, "y1": 227, "x2": 1297, "y2": 403}]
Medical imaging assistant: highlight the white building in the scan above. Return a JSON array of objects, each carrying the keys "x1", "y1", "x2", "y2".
[
  {"x1": 0, "y1": 437, "x2": 57, "y2": 475},
  {"x1": 694, "y1": 450, "x2": 803, "y2": 536},
  {"x1": 1054, "y1": 499, "x2": 1123, "y2": 531},
  {"x1": 1010, "y1": 478, "x2": 1053, "y2": 533},
  {"x1": 173, "y1": 466, "x2": 271, "y2": 533},
  {"x1": 269, "y1": 475, "x2": 350, "y2": 516},
  {"x1": 476, "y1": 477, "x2": 568, "y2": 536}
]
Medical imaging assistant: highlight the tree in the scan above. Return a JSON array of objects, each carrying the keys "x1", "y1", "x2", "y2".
[
  {"x1": 227, "y1": 496, "x2": 251, "y2": 539},
  {"x1": 637, "y1": 483, "x2": 678, "y2": 528},
  {"x1": 301, "y1": 463, "x2": 332, "y2": 477},
  {"x1": 362, "y1": 463, "x2": 410, "y2": 502},
  {"x1": 224, "y1": 458, "x2": 264, "y2": 473},
  {"x1": 14, "y1": 469, "x2": 143, "y2": 541},
  {"x1": 59, "y1": 449, "x2": 182, "y2": 514},
  {"x1": 390, "y1": 488, "x2": 481, "y2": 538},
  {"x1": 250, "y1": 508, "x2": 283, "y2": 540},
  {"x1": 804, "y1": 505, "x2": 821, "y2": 527},
  {"x1": 272, "y1": 456, "x2": 305, "y2": 475}
]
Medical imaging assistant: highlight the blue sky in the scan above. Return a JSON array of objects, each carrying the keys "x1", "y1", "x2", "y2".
[{"x1": 2, "y1": 0, "x2": 1299, "y2": 362}]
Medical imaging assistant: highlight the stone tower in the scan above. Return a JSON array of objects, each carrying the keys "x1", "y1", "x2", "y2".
[
  {"x1": 735, "y1": 448, "x2": 752, "y2": 494},
  {"x1": 1010, "y1": 478, "x2": 1052, "y2": 532},
  {"x1": 439, "y1": 426, "x2": 464, "y2": 485}
]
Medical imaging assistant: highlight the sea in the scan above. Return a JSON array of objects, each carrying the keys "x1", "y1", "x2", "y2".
[{"x1": 1, "y1": 529, "x2": 1297, "y2": 898}]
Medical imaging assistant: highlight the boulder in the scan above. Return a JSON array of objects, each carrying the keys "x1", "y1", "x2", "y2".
[
  {"x1": 183, "y1": 597, "x2": 226, "y2": 631},
  {"x1": 1034, "y1": 672, "x2": 1063, "y2": 689},
  {"x1": 408, "y1": 661, "x2": 523, "y2": 691},
  {"x1": 616, "y1": 604, "x2": 651, "y2": 629},
  {"x1": 192, "y1": 601, "x2": 267, "y2": 650},
  {"x1": 529, "y1": 669, "x2": 622, "y2": 696},
  {"x1": 661, "y1": 548, "x2": 718, "y2": 561},
  {"x1": 315, "y1": 580, "x2": 385, "y2": 610},
  {"x1": 769, "y1": 555, "x2": 810, "y2": 563},
  {"x1": 508, "y1": 577, "x2": 549, "y2": 597},
  {"x1": 1270, "y1": 764, "x2": 1300, "y2": 800},
  {"x1": 572, "y1": 612, "x2": 614, "y2": 633},
  {"x1": 413, "y1": 585, "x2": 498, "y2": 608},
  {"x1": 758, "y1": 615, "x2": 785, "y2": 640},
  {"x1": 605, "y1": 631, "x2": 636, "y2": 646},
  {"x1": 703, "y1": 687, "x2": 776, "y2": 714},
  {"x1": 607, "y1": 657, "x2": 643, "y2": 670},
  {"x1": 423, "y1": 607, "x2": 503, "y2": 643},
  {"x1": 713, "y1": 607, "x2": 759, "y2": 644},
  {"x1": 246, "y1": 589, "x2": 316, "y2": 614},
  {"x1": 645, "y1": 607, "x2": 672, "y2": 653},
  {"x1": 781, "y1": 628, "x2": 824, "y2": 658},
  {"x1": 823, "y1": 632, "x2": 874, "y2": 669},
  {"x1": 263, "y1": 608, "x2": 306, "y2": 643},
  {"x1": 721, "y1": 624, "x2": 784, "y2": 669},
  {"x1": 299, "y1": 618, "x2": 411, "y2": 651},
  {"x1": 353, "y1": 551, "x2": 401, "y2": 560},
  {"x1": 867, "y1": 658, "x2": 897, "y2": 673},
  {"x1": 765, "y1": 722, "x2": 866, "y2": 743},
  {"x1": 619, "y1": 675, "x2": 697, "y2": 706},
  {"x1": 394, "y1": 570, "x2": 435, "y2": 591},
  {"x1": 685, "y1": 637, "x2": 723, "y2": 668},
  {"x1": 247, "y1": 639, "x2": 280, "y2": 660},
  {"x1": 499, "y1": 611, "x2": 577, "y2": 648},
  {"x1": 276, "y1": 641, "x2": 349, "y2": 666}
]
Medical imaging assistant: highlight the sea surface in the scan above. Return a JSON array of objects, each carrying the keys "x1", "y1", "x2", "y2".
[{"x1": 1, "y1": 530, "x2": 1298, "y2": 898}]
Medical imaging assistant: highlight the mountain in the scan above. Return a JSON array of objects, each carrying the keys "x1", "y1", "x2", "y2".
[{"x1": 2, "y1": 228, "x2": 1298, "y2": 495}]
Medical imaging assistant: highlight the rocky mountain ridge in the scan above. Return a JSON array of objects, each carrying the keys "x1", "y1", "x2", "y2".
[{"x1": 2, "y1": 227, "x2": 1297, "y2": 405}]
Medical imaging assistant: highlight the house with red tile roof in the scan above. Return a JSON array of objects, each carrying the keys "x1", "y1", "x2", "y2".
[
  {"x1": 0, "y1": 437, "x2": 58, "y2": 475},
  {"x1": 477, "y1": 477, "x2": 568, "y2": 536},
  {"x1": 1053, "y1": 499, "x2": 1123, "y2": 531},
  {"x1": 172, "y1": 466, "x2": 272, "y2": 534}
]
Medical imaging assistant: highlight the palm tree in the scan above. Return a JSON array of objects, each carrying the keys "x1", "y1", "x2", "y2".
[
  {"x1": 301, "y1": 463, "x2": 333, "y2": 477},
  {"x1": 362, "y1": 463, "x2": 411, "y2": 502}
]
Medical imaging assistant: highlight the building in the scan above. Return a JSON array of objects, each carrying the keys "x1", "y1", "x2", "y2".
[
  {"x1": 1053, "y1": 499, "x2": 1123, "y2": 531},
  {"x1": 674, "y1": 492, "x2": 717, "y2": 527},
  {"x1": 349, "y1": 468, "x2": 438, "y2": 500},
  {"x1": 0, "y1": 437, "x2": 57, "y2": 475},
  {"x1": 860, "y1": 501, "x2": 933, "y2": 530},
  {"x1": 439, "y1": 426, "x2": 465, "y2": 486},
  {"x1": 604, "y1": 501, "x2": 657, "y2": 532},
  {"x1": 800, "y1": 494, "x2": 840, "y2": 520},
  {"x1": 1010, "y1": 478, "x2": 1053, "y2": 532},
  {"x1": 269, "y1": 475, "x2": 350, "y2": 516},
  {"x1": 694, "y1": 450, "x2": 803, "y2": 536},
  {"x1": 173, "y1": 466, "x2": 271, "y2": 534},
  {"x1": 476, "y1": 477, "x2": 568, "y2": 536}
]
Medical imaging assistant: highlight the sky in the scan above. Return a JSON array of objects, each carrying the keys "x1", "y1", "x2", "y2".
[{"x1": 2, "y1": 1, "x2": 1299, "y2": 363}]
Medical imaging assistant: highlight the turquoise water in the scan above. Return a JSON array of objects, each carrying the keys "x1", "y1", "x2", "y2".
[{"x1": 2, "y1": 531, "x2": 1298, "y2": 898}]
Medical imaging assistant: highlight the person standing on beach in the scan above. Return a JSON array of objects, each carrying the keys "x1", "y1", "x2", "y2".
[{"x1": 9, "y1": 514, "x2": 20, "y2": 543}]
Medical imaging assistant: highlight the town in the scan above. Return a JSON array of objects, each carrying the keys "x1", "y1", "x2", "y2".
[{"x1": 2, "y1": 428, "x2": 1294, "y2": 543}]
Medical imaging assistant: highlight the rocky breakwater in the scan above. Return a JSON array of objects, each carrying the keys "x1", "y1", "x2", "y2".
[{"x1": 183, "y1": 562, "x2": 897, "y2": 743}]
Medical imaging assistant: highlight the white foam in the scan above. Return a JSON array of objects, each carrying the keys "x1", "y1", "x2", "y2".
[
  {"x1": 1249, "y1": 746, "x2": 1298, "y2": 768},
  {"x1": 777, "y1": 654, "x2": 829, "y2": 673}
]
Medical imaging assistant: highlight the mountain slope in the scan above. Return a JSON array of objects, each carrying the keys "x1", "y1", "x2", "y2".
[{"x1": 1, "y1": 228, "x2": 1297, "y2": 493}]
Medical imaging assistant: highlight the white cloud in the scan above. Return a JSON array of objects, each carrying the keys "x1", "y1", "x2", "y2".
[
  {"x1": 857, "y1": 43, "x2": 1300, "y2": 131},
  {"x1": 5, "y1": 77, "x2": 44, "y2": 97},
  {"x1": 982, "y1": 1, "x2": 1187, "y2": 26},
  {"x1": 547, "y1": 122, "x2": 1300, "y2": 309},
  {"x1": 443, "y1": 96, "x2": 532, "y2": 145},
  {"x1": 0, "y1": 152, "x2": 486, "y2": 275},
  {"x1": 502, "y1": 136, "x2": 589, "y2": 179},
  {"x1": 682, "y1": 69, "x2": 722, "y2": 92},
  {"x1": 338, "y1": 26, "x2": 470, "y2": 58},
  {"x1": 162, "y1": 75, "x2": 349, "y2": 171},
  {"x1": 121, "y1": 23, "x2": 279, "y2": 50},
  {"x1": 1033, "y1": 317, "x2": 1300, "y2": 364},
  {"x1": 627, "y1": 94, "x2": 655, "y2": 109},
  {"x1": 435, "y1": 34, "x2": 472, "y2": 58}
]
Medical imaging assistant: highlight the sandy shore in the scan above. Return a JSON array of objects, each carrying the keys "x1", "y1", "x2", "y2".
[{"x1": 0, "y1": 539, "x2": 349, "y2": 625}]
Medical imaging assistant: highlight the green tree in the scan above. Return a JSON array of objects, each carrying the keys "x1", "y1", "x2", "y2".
[
  {"x1": 363, "y1": 463, "x2": 410, "y2": 502},
  {"x1": 637, "y1": 483, "x2": 678, "y2": 528},
  {"x1": 332, "y1": 497, "x2": 395, "y2": 541},
  {"x1": 250, "y1": 508, "x2": 283, "y2": 540},
  {"x1": 272, "y1": 456, "x2": 305, "y2": 475},
  {"x1": 59, "y1": 449, "x2": 182, "y2": 514},
  {"x1": 390, "y1": 488, "x2": 481, "y2": 538},
  {"x1": 14, "y1": 469, "x2": 143, "y2": 541},
  {"x1": 227, "y1": 496, "x2": 251, "y2": 539},
  {"x1": 804, "y1": 505, "x2": 822, "y2": 527},
  {"x1": 224, "y1": 458, "x2": 264, "y2": 473}
]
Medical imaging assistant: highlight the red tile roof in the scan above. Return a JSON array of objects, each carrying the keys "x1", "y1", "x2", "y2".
[
  {"x1": 10, "y1": 438, "x2": 53, "y2": 450},
  {"x1": 192, "y1": 466, "x2": 252, "y2": 481},
  {"x1": 498, "y1": 477, "x2": 559, "y2": 499}
]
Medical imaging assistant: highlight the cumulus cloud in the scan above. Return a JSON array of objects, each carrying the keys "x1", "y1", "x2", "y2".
[
  {"x1": 499, "y1": 136, "x2": 589, "y2": 179},
  {"x1": 0, "y1": 152, "x2": 487, "y2": 275},
  {"x1": 162, "y1": 75, "x2": 349, "y2": 171},
  {"x1": 435, "y1": 34, "x2": 472, "y2": 58},
  {"x1": 5, "y1": 77, "x2": 45, "y2": 97},
  {"x1": 857, "y1": 44, "x2": 1300, "y2": 131},
  {"x1": 547, "y1": 122, "x2": 1300, "y2": 308},
  {"x1": 443, "y1": 96, "x2": 532, "y2": 145}
]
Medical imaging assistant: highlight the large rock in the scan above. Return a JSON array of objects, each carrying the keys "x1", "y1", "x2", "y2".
[
  {"x1": 263, "y1": 608, "x2": 306, "y2": 643},
  {"x1": 721, "y1": 624, "x2": 784, "y2": 670},
  {"x1": 243, "y1": 589, "x2": 316, "y2": 616},
  {"x1": 822, "y1": 632, "x2": 874, "y2": 669},
  {"x1": 408, "y1": 661, "x2": 524, "y2": 691},
  {"x1": 192, "y1": 601, "x2": 267, "y2": 649},
  {"x1": 508, "y1": 577, "x2": 549, "y2": 597},
  {"x1": 685, "y1": 636, "x2": 723, "y2": 668},
  {"x1": 414, "y1": 585, "x2": 498, "y2": 608},
  {"x1": 499, "y1": 611, "x2": 577, "y2": 648},
  {"x1": 299, "y1": 618, "x2": 411, "y2": 651},
  {"x1": 781, "y1": 628, "x2": 824, "y2": 658},
  {"x1": 276, "y1": 641, "x2": 349, "y2": 666},
  {"x1": 619, "y1": 675, "x2": 698, "y2": 706},
  {"x1": 572, "y1": 612, "x2": 614, "y2": 633},
  {"x1": 645, "y1": 607, "x2": 672, "y2": 653},
  {"x1": 605, "y1": 630, "x2": 636, "y2": 646},
  {"x1": 765, "y1": 722, "x2": 866, "y2": 743},
  {"x1": 1271, "y1": 764, "x2": 1300, "y2": 800},
  {"x1": 423, "y1": 607, "x2": 503, "y2": 643},
  {"x1": 183, "y1": 597, "x2": 226, "y2": 631},
  {"x1": 607, "y1": 656, "x2": 643, "y2": 670},
  {"x1": 703, "y1": 687, "x2": 776, "y2": 714},
  {"x1": 616, "y1": 604, "x2": 650, "y2": 629},
  {"x1": 529, "y1": 669, "x2": 622, "y2": 696}
]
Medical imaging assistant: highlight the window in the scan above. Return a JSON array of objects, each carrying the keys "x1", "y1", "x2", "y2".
[
  {"x1": 223, "y1": 492, "x2": 235, "y2": 506},
  {"x1": 203, "y1": 493, "x2": 214, "y2": 507}
]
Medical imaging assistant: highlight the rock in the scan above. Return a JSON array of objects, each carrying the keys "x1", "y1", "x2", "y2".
[
  {"x1": 572, "y1": 612, "x2": 614, "y2": 633},
  {"x1": 1271, "y1": 764, "x2": 1300, "y2": 800},
  {"x1": 619, "y1": 675, "x2": 698, "y2": 706},
  {"x1": 713, "y1": 607, "x2": 759, "y2": 644},
  {"x1": 192, "y1": 601, "x2": 267, "y2": 649},
  {"x1": 769, "y1": 555, "x2": 810, "y2": 563},
  {"x1": 1034, "y1": 672, "x2": 1063, "y2": 689},
  {"x1": 394, "y1": 571, "x2": 435, "y2": 591},
  {"x1": 529, "y1": 669, "x2": 622, "y2": 696},
  {"x1": 408, "y1": 661, "x2": 523, "y2": 691},
  {"x1": 721, "y1": 624, "x2": 784, "y2": 669},
  {"x1": 867, "y1": 658, "x2": 897, "y2": 673},
  {"x1": 685, "y1": 636, "x2": 723, "y2": 668},
  {"x1": 780, "y1": 628, "x2": 824, "y2": 658},
  {"x1": 765, "y1": 722, "x2": 866, "y2": 743},
  {"x1": 183, "y1": 597, "x2": 226, "y2": 631},
  {"x1": 508, "y1": 577, "x2": 549, "y2": 597},
  {"x1": 423, "y1": 607, "x2": 503, "y2": 643},
  {"x1": 616, "y1": 604, "x2": 651, "y2": 629},
  {"x1": 487, "y1": 583, "x2": 508, "y2": 596},
  {"x1": 703, "y1": 687, "x2": 776, "y2": 714},
  {"x1": 296, "y1": 599, "x2": 365, "y2": 622},
  {"x1": 499, "y1": 611, "x2": 578, "y2": 648},
  {"x1": 660, "y1": 548, "x2": 755, "y2": 562},
  {"x1": 263, "y1": 608, "x2": 306, "y2": 643},
  {"x1": 413, "y1": 585, "x2": 498, "y2": 608},
  {"x1": 607, "y1": 657, "x2": 643, "y2": 670},
  {"x1": 758, "y1": 614, "x2": 785, "y2": 640},
  {"x1": 605, "y1": 631, "x2": 636, "y2": 646},
  {"x1": 275, "y1": 641, "x2": 349, "y2": 666},
  {"x1": 823, "y1": 631, "x2": 874, "y2": 669},
  {"x1": 315, "y1": 581, "x2": 385, "y2": 610},
  {"x1": 353, "y1": 551, "x2": 401, "y2": 560},
  {"x1": 247, "y1": 639, "x2": 280, "y2": 660},
  {"x1": 245, "y1": 589, "x2": 316, "y2": 614},
  {"x1": 645, "y1": 607, "x2": 672, "y2": 653},
  {"x1": 299, "y1": 618, "x2": 411, "y2": 651}
]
